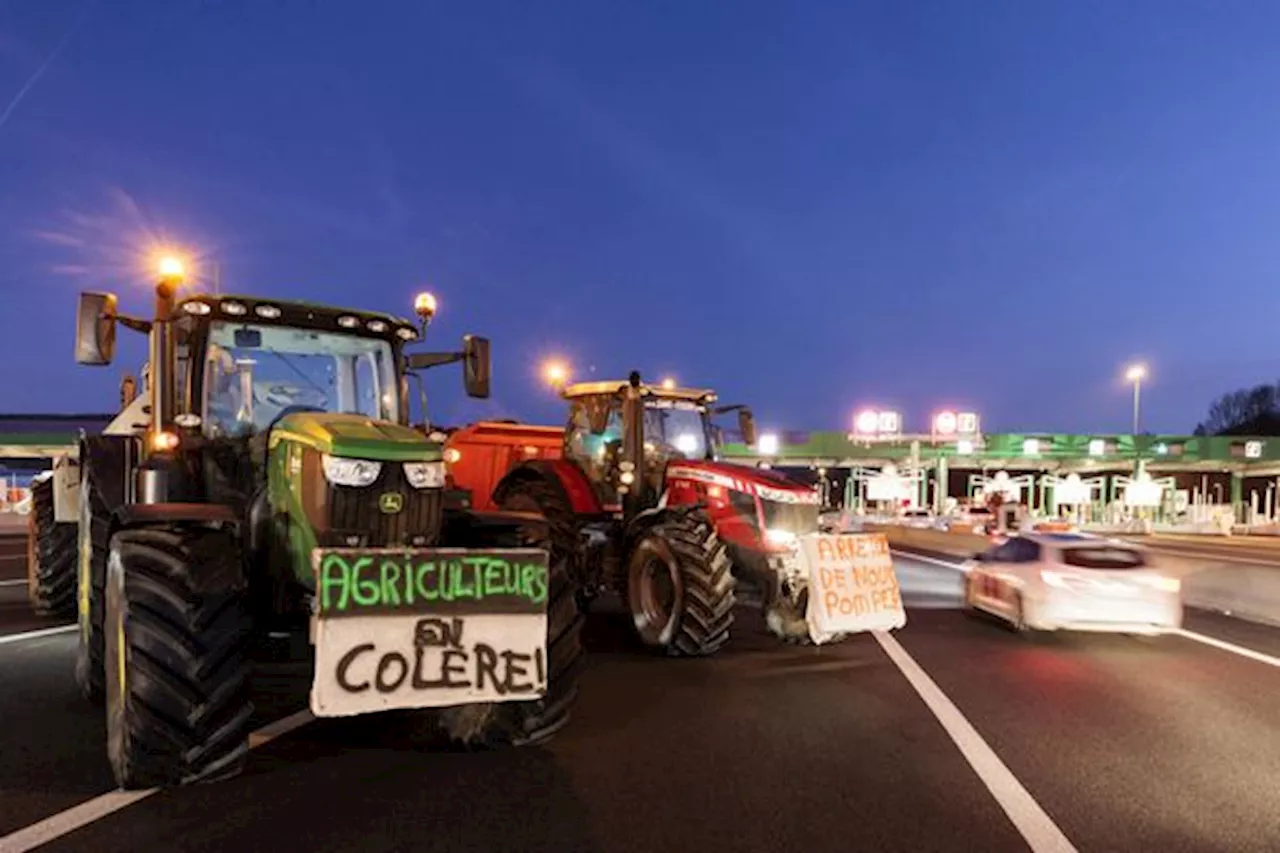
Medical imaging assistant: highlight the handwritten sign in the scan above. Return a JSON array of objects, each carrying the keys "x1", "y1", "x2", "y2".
[
  {"x1": 310, "y1": 548, "x2": 549, "y2": 717},
  {"x1": 800, "y1": 533, "x2": 906, "y2": 641}
]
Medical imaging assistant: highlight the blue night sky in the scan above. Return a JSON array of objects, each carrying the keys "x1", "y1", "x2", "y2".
[{"x1": 3, "y1": 0, "x2": 1280, "y2": 436}]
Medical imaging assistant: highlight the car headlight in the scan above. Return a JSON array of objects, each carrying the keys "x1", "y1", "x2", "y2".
[
  {"x1": 765, "y1": 528, "x2": 798, "y2": 546},
  {"x1": 321, "y1": 454, "x2": 381, "y2": 487},
  {"x1": 403, "y1": 460, "x2": 446, "y2": 489}
]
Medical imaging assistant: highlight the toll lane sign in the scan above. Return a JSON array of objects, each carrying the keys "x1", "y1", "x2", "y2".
[{"x1": 802, "y1": 533, "x2": 906, "y2": 642}]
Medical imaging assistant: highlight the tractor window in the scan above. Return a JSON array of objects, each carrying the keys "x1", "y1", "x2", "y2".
[
  {"x1": 202, "y1": 321, "x2": 400, "y2": 437},
  {"x1": 643, "y1": 400, "x2": 710, "y2": 461},
  {"x1": 565, "y1": 399, "x2": 624, "y2": 486}
]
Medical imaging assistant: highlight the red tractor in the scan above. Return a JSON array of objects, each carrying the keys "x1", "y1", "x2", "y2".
[{"x1": 445, "y1": 372, "x2": 827, "y2": 654}]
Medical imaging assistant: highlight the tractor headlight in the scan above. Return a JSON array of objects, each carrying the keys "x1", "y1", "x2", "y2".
[
  {"x1": 321, "y1": 455, "x2": 382, "y2": 488},
  {"x1": 403, "y1": 460, "x2": 446, "y2": 489}
]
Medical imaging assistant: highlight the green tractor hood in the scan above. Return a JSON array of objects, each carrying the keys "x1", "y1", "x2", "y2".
[{"x1": 272, "y1": 412, "x2": 442, "y2": 462}]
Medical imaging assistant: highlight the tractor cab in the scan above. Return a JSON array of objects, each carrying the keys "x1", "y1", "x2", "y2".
[{"x1": 559, "y1": 374, "x2": 756, "y2": 512}]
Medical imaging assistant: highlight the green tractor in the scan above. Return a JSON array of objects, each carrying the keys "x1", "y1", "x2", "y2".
[{"x1": 43, "y1": 266, "x2": 583, "y2": 789}]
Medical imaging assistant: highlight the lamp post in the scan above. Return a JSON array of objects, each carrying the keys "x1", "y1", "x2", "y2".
[{"x1": 1125, "y1": 364, "x2": 1147, "y2": 434}]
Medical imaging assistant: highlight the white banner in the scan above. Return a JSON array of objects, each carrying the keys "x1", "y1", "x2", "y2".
[
  {"x1": 801, "y1": 533, "x2": 906, "y2": 643},
  {"x1": 311, "y1": 612, "x2": 548, "y2": 717}
]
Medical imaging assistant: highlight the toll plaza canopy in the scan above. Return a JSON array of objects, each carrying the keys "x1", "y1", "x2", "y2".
[{"x1": 720, "y1": 432, "x2": 1280, "y2": 475}]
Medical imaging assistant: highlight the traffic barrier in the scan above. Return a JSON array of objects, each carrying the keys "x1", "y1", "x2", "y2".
[{"x1": 861, "y1": 523, "x2": 989, "y2": 557}]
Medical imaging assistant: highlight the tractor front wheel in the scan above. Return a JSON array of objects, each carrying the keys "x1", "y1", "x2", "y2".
[
  {"x1": 104, "y1": 526, "x2": 253, "y2": 789},
  {"x1": 28, "y1": 476, "x2": 77, "y2": 618},
  {"x1": 437, "y1": 517, "x2": 584, "y2": 748},
  {"x1": 626, "y1": 511, "x2": 736, "y2": 656}
]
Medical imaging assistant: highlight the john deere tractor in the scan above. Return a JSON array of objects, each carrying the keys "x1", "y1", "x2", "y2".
[{"x1": 38, "y1": 264, "x2": 582, "y2": 790}]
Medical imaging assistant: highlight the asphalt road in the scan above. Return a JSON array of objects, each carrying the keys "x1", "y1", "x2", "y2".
[{"x1": 1, "y1": 547, "x2": 1279, "y2": 853}]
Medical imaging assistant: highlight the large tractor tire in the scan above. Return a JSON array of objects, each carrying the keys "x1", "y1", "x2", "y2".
[
  {"x1": 75, "y1": 470, "x2": 112, "y2": 703},
  {"x1": 437, "y1": 517, "x2": 584, "y2": 748},
  {"x1": 495, "y1": 475, "x2": 594, "y2": 608},
  {"x1": 626, "y1": 510, "x2": 736, "y2": 656},
  {"x1": 104, "y1": 526, "x2": 253, "y2": 789},
  {"x1": 28, "y1": 476, "x2": 77, "y2": 618}
]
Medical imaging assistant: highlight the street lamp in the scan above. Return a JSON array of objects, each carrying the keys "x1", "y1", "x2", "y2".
[
  {"x1": 542, "y1": 359, "x2": 569, "y2": 389},
  {"x1": 661, "y1": 377, "x2": 676, "y2": 390},
  {"x1": 1125, "y1": 363, "x2": 1147, "y2": 434}
]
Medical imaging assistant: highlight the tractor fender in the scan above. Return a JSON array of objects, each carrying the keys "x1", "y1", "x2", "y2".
[
  {"x1": 494, "y1": 459, "x2": 601, "y2": 515},
  {"x1": 113, "y1": 502, "x2": 240, "y2": 530},
  {"x1": 622, "y1": 502, "x2": 706, "y2": 550},
  {"x1": 50, "y1": 452, "x2": 81, "y2": 523},
  {"x1": 110, "y1": 504, "x2": 245, "y2": 595}
]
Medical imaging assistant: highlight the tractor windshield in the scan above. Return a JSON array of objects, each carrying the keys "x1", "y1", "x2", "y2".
[
  {"x1": 202, "y1": 321, "x2": 399, "y2": 437},
  {"x1": 643, "y1": 399, "x2": 711, "y2": 460}
]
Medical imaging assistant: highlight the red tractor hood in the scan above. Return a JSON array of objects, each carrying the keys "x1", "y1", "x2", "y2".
[{"x1": 664, "y1": 460, "x2": 820, "y2": 504}]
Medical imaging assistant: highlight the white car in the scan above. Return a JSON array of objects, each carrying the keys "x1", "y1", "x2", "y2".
[{"x1": 961, "y1": 532, "x2": 1182, "y2": 635}]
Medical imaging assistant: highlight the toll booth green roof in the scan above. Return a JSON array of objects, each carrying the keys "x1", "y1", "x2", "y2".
[{"x1": 720, "y1": 432, "x2": 1280, "y2": 469}]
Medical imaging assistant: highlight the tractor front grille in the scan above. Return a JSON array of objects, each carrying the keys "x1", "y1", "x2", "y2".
[{"x1": 318, "y1": 461, "x2": 444, "y2": 548}]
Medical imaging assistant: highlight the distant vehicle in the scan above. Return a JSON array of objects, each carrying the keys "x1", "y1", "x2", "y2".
[
  {"x1": 898, "y1": 508, "x2": 934, "y2": 529},
  {"x1": 944, "y1": 505, "x2": 994, "y2": 533},
  {"x1": 961, "y1": 533, "x2": 1182, "y2": 635}
]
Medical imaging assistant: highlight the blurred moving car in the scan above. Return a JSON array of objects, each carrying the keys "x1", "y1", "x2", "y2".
[{"x1": 961, "y1": 532, "x2": 1182, "y2": 635}]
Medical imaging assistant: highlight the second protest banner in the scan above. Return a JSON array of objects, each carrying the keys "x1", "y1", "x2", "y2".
[{"x1": 801, "y1": 533, "x2": 906, "y2": 642}]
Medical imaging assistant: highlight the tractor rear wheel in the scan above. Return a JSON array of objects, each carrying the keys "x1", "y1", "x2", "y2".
[
  {"x1": 627, "y1": 510, "x2": 736, "y2": 656},
  {"x1": 437, "y1": 516, "x2": 584, "y2": 748},
  {"x1": 28, "y1": 476, "x2": 77, "y2": 618},
  {"x1": 104, "y1": 526, "x2": 253, "y2": 789},
  {"x1": 75, "y1": 471, "x2": 111, "y2": 704},
  {"x1": 495, "y1": 475, "x2": 594, "y2": 608}
]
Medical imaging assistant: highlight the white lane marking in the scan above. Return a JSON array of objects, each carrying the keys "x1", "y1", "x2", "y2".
[
  {"x1": 0, "y1": 579, "x2": 29, "y2": 587},
  {"x1": 0, "y1": 625, "x2": 76, "y2": 646},
  {"x1": 891, "y1": 549, "x2": 969, "y2": 571},
  {"x1": 0, "y1": 709, "x2": 318, "y2": 853},
  {"x1": 1176, "y1": 629, "x2": 1280, "y2": 668},
  {"x1": 873, "y1": 631, "x2": 1078, "y2": 853}
]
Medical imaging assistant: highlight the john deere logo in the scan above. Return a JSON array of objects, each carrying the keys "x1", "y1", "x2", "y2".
[{"x1": 379, "y1": 492, "x2": 404, "y2": 514}]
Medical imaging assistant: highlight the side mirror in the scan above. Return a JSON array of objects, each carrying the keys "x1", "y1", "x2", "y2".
[
  {"x1": 462, "y1": 335, "x2": 490, "y2": 399},
  {"x1": 737, "y1": 408, "x2": 757, "y2": 446},
  {"x1": 75, "y1": 291, "x2": 118, "y2": 365}
]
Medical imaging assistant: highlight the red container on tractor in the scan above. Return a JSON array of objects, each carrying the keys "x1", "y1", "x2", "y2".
[{"x1": 444, "y1": 372, "x2": 835, "y2": 652}]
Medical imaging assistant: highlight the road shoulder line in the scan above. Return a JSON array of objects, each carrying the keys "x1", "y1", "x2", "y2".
[
  {"x1": 0, "y1": 625, "x2": 76, "y2": 646},
  {"x1": 872, "y1": 630, "x2": 1078, "y2": 853},
  {"x1": 0, "y1": 710, "x2": 317, "y2": 853}
]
